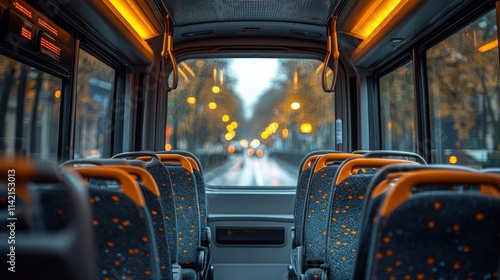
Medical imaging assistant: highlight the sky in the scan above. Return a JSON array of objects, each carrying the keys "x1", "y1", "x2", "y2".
[{"x1": 230, "y1": 58, "x2": 279, "y2": 119}]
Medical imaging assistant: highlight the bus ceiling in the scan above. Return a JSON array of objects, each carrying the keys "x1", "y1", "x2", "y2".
[{"x1": 52, "y1": 0, "x2": 476, "y2": 70}]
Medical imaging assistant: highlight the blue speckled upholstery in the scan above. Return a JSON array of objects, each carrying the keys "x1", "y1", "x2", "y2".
[
  {"x1": 192, "y1": 169, "x2": 209, "y2": 243},
  {"x1": 87, "y1": 179, "x2": 160, "y2": 280},
  {"x1": 146, "y1": 161, "x2": 179, "y2": 265},
  {"x1": 367, "y1": 192, "x2": 500, "y2": 279},
  {"x1": 138, "y1": 183, "x2": 174, "y2": 280},
  {"x1": 294, "y1": 166, "x2": 314, "y2": 247},
  {"x1": 167, "y1": 166, "x2": 201, "y2": 269},
  {"x1": 181, "y1": 268, "x2": 198, "y2": 280},
  {"x1": 324, "y1": 174, "x2": 373, "y2": 279},
  {"x1": 302, "y1": 165, "x2": 340, "y2": 267}
]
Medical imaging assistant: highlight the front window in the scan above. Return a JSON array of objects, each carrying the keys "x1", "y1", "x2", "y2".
[{"x1": 166, "y1": 58, "x2": 337, "y2": 186}]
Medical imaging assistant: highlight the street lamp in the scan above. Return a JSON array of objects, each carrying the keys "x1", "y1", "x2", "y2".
[
  {"x1": 300, "y1": 123, "x2": 313, "y2": 134},
  {"x1": 291, "y1": 102, "x2": 301, "y2": 110},
  {"x1": 212, "y1": 86, "x2": 221, "y2": 94}
]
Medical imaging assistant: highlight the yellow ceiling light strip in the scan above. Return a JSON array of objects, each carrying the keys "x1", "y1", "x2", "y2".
[
  {"x1": 478, "y1": 39, "x2": 498, "y2": 53},
  {"x1": 351, "y1": 0, "x2": 408, "y2": 39},
  {"x1": 107, "y1": 0, "x2": 159, "y2": 40}
]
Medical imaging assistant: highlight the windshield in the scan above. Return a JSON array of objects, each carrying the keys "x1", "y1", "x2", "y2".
[{"x1": 166, "y1": 58, "x2": 337, "y2": 186}]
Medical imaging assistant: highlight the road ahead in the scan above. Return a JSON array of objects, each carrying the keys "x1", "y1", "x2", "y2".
[{"x1": 206, "y1": 154, "x2": 298, "y2": 186}]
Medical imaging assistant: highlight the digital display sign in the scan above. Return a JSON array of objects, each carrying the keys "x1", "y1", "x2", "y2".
[
  {"x1": 39, "y1": 33, "x2": 61, "y2": 61},
  {"x1": 37, "y1": 17, "x2": 58, "y2": 37},
  {"x1": 1, "y1": 9, "x2": 35, "y2": 52},
  {"x1": 13, "y1": 1, "x2": 32, "y2": 19},
  {"x1": 20, "y1": 26, "x2": 32, "y2": 40},
  {"x1": 0, "y1": 0, "x2": 72, "y2": 68}
]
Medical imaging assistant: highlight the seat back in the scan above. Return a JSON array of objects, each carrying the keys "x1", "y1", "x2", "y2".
[
  {"x1": 112, "y1": 152, "x2": 179, "y2": 265},
  {"x1": 323, "y1": 158, "x2": 417, "y2": 280},
  {"x1": 352, "y1": 164, "x2": 475, "y2": 280},
  {"x1": 158, "y1": 153, "x2": 209, "y2": 244},
  {"x1": 160, "y1": 155, "x2": 203, "y2": 270},
  {"x1": 301, "y1": 153, "x2": 362, "y2": 269},
  {"x1": 292, "y1": 152, "x2": 354, "y2": 276},
  {"x1": 367, "y1": 170, "x2": 500, "y2": 279},
  {"x1": 0, "y1": 160, "x2": 95, "y2": 280},
  {"x1": 75, "y1": 166, "x2": 161, "y2": 280},
  {"x1": 63, "y1": 157, "x2": 177, "y2": 277},
  {"x1": 293, "y1": 154, "x2": 321, "y2": 248},
  {"x1": 109, "y1": 165, "x2": 174, "y2": 280}
]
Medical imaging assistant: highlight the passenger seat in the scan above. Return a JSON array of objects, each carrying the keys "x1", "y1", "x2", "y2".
[
  {"x1": 366, "y1": 169, "x2": 500, "y2": 279},
  {"x1": 297, "y1": 153, "x2": 362, "y2": 277},
  {"x1": 158, "y1": 153, "x2": 209, "y2": 280},
  {"x1": 0, "y1": 160, "x2": 95, "y2": 280},
  {"x1": 74, "y1": 166, "x2": 163, "y2": 279},
  {"x1": 304, "y1": 158, "x2": 418, "y2": 280}
]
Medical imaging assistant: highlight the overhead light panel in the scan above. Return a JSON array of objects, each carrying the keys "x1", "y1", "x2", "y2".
[
  {"x1": 478, "y1": 39, "x2": 498, "y2": 53},
  {"x1": 351, "y1": 0, "x2": 409, "y2": 39},
  {"x1": 105, "y1": 0, "x2": 160, "y2": 40}
]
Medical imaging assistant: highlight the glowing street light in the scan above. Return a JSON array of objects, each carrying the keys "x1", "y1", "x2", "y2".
[
  {"x1": 212, "y1": 86, "x2": 221, "y2": 94},
  {"x1": 291, "y1": 102, "x2": 301, "y2": 110},
  {"x1": 250, "y1": 139, "x2": 260, "y2": 149},
  {"x1": 225, "y1": 133, "x2": 234, "y2": 141},
  {"x1": 222, "y1": 114, "x2": 230, "y2": 122},
  {"x1": 300, "y1": 123, "x2": 313, "y2": 134},
  {"x1": 239, "y1": 139, "x2": 249, "y2": 148},
  {"x1": 231, "y1": 121, "x2": 238, "y2": 129},
  {"x1": 187, "y1": 97, "x2": 196, "y2": 104},
  {"x1": 208, "y1": 102, "x2": 217, "y2": 109},
  {"x1": 282, "y1": 128, "x2": 289, "y2": 139}
]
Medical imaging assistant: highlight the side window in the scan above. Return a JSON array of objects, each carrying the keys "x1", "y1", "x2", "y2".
[
  {"x1": 427, "y1": 10, "x2": 499, "y2": 167},
  {"x1": 75, "y1": 49, "x2": 115, "y2": 159},
  {"x1": 0, "y1": 54, "x2": 62, "y2": 161},
  {"x1": 379, "y1": 61, "x2": 416, "y2": 152}
]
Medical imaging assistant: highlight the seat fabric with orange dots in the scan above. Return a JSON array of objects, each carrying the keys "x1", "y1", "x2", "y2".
[
  {"x1": 302, "y1": 153, "x2": 360, "y2": 269},
  {"x1": 303, "y1": 158, "x2": 416, "y2": 280},
  {"x1": 352, "y1": 164, "x2": 476, "y2": 280},
  {"x1": 112, "y1": 152, "x2": 179, "y2": 265},
  {"x1": 158, "y1": 150, "x2": 210, "y2": 246},
  {"x1": 166, "y1": 164, "x2": 202, "y2": 268},
  {"x1": 78, "y1": 168, "x2": 161, "y2": 280},
  {"x1": 292, "y1": 151, "x2": 338, "y2": 250},
  {"x1": 107, "y1": 165, "x2": 175, "y2": 280},
  {"x1": 366, "y1": 170, "x2": 500, "y2": 279}
]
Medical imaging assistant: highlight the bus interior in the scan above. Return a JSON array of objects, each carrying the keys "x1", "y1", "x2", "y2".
[{"x1": 0, "y1": 0, "x2": 499, "y2": 279}]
